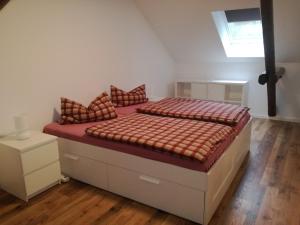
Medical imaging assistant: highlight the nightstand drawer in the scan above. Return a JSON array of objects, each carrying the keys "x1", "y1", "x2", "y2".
[
  {"x1": 21, "y1": 141, "x2": 59, "y2": 175},
  {"x1": 25, "y1": 161, "x2": 61, "y2": 196}
]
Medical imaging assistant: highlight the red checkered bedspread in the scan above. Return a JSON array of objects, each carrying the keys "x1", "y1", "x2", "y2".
[
  {"x1": 86, "y1": 113, "x2": 233, "y2": 162},
  {"x1": 137, "y1": 98, "x2": 249, "y2": 125}
]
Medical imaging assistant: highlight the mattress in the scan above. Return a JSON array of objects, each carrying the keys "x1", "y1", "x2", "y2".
[{"x1": 44, "y1": 103, "x2": 250, "y2": 172}]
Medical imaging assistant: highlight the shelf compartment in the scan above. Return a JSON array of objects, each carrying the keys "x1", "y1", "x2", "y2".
[
  {"x1": 177, "y1": 82, "x2": 191, "y2": 98},
  {"x1": 224, "y1": 85, "x2": 243, "y2": 102}
]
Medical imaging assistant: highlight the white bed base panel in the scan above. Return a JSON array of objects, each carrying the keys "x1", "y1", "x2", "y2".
[{"x1": 58, "y1": 119, "x2": 252, "y2": 225}]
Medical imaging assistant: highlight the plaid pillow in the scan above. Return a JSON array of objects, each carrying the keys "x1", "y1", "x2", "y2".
[
  {"x1": 110, "y1": 84, "x2": 148, "y2": 107},
  {"x1": 60, "y1": 92, "x2": 117, "y2": 124}
]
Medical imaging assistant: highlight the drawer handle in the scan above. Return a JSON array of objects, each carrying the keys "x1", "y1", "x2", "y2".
[
  {"x1": 139, "y1": 175, "x2": 160, "y2": 185},
  {"x1": 64, "y1": 153, "x2": 79, "y2": 161}
]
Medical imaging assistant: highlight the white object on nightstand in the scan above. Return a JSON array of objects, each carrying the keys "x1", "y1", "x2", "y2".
[
  {"x1": 14, "y1": 114, "x2": 31, "y2": 140},
  {"x1": 0, "y1": 131, "x2": 61, "y2": 201}
]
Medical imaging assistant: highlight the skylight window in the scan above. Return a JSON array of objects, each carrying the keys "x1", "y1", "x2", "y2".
[{"x1": 212, "y1": 8, "x2": 264, "y2": 58}]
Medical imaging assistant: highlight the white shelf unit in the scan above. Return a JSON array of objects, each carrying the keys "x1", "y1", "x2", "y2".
[{"x1": 175, "y1": 80, "x2": 248, "y2": 106}]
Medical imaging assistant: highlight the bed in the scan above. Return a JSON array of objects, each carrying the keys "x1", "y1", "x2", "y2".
[{"x1": 44, "y1": 101, "x2": 251, "y2": 225}]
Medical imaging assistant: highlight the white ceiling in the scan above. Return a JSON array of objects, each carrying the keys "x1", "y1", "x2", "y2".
[{"x1": 135, "y1": 0, "x2": 300, "y2": 63}]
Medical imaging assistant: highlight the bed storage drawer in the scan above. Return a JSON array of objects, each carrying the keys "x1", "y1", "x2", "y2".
[
  {"x1": 108, "y1": 165, "x2": 204, "y2": 224},
  {"x1": 60, "y1": 153, "x2": 108, "y2": 190}
]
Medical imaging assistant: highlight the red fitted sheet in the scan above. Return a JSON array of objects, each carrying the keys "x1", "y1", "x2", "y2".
[{"x1": 44, "y1": 104, "x2": 250, "y2": 172}]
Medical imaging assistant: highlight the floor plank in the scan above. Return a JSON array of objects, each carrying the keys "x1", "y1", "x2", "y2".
[{"x1": 0, "y1": 119, "x2": 299, "y2": 225}]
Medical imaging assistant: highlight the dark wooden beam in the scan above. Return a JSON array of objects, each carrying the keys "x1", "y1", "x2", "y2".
[
  {"x1": 0, "y1": 0, "x2": 10, "y2": 11},
  {"x1": 260, "y1": 0, "x2": 277, "y2": 117}
]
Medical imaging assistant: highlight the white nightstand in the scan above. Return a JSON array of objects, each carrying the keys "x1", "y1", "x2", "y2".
[{"x1": 0, "y1": 131, "x2": 61, "y2": 201}]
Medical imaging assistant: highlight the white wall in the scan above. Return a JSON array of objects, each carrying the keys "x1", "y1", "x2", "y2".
[
  {"x1": 136, "y1": 0, "x2": 300, "y2": 122},
  {"x1": 0, "y1": 0, "x2": 174, "y2": 133}
]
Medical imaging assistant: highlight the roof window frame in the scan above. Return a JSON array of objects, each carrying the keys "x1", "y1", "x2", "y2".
[{"x1": 212, "y1": 8, "x2": 264, "y2": 58}]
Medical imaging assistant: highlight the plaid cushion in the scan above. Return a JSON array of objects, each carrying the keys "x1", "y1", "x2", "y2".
[
  {"x1": 137, "y1": 98, "x2": 249, "y2": 125},
  {"x1": 110, "y1": 84, "x2": 148, "y2": 107},
  {"x1": 60, "y1": 92, "x2": 117, "y2": 124},
  {"x1": 86, "y1": 113, "x2": 233, "y2": 162}
]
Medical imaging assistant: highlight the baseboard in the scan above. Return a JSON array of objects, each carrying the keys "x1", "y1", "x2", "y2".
[{"x1": 252, "y1": 114, "x2": 300, "y2": 123}]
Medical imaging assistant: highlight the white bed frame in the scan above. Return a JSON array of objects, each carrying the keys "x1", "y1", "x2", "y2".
[{"x1": 57, "y1": 119, "x2": 251, "y2": 225}]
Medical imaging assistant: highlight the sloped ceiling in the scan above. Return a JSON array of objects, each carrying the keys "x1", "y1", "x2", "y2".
[{"x1": 135, "y1": 0, "x2": 300, "y2": 63}]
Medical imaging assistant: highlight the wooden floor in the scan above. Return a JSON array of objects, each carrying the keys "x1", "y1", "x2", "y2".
[{"x1": 0, "y1": 119, "x2": 300, "y2": 225}]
